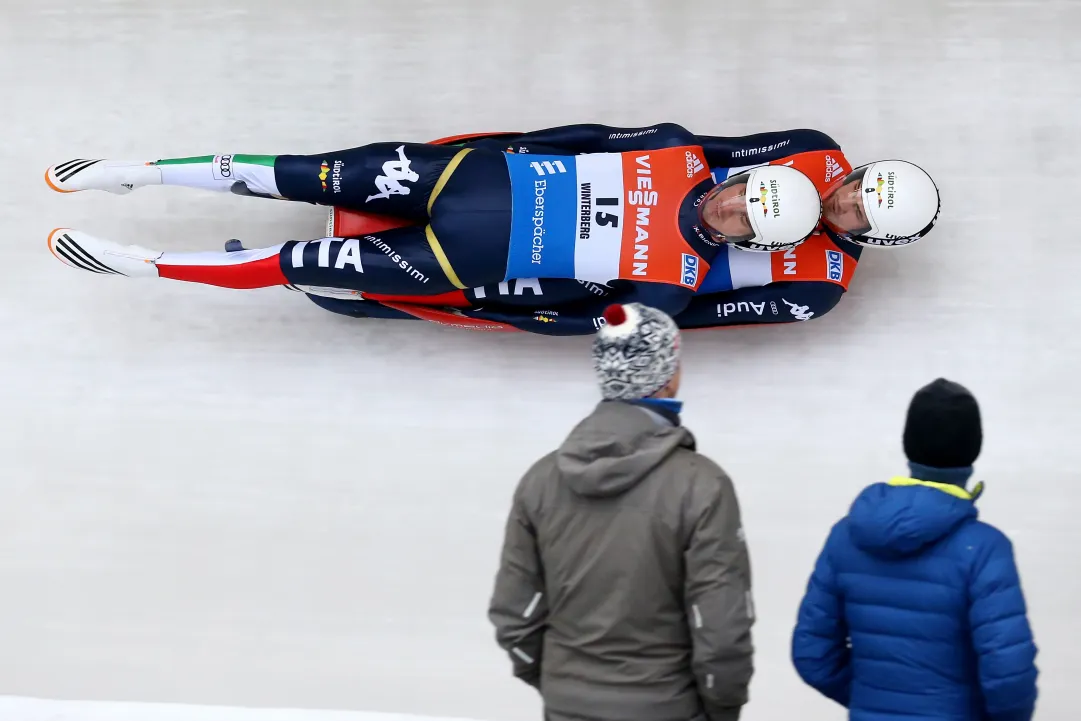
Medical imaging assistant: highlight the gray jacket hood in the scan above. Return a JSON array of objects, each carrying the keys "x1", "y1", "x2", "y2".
[{"x1": 555, "y1": 401, "x2": 695, "y2": 498}]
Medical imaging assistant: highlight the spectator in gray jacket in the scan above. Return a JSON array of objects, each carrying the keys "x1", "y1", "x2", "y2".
[{"x1": 488, "y1": 302, "x2": 754, "y2": 721}]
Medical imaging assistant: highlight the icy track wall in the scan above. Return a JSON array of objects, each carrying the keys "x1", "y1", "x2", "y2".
[{"x1": 3, "y1": 1, "x2": 1079, "y2": 720}]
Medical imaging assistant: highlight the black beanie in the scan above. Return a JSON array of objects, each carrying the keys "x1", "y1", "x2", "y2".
[{"x1": 903, "y1": 378, "x2": 983, "y2": 469}]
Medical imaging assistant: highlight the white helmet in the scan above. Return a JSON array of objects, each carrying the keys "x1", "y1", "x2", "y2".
[
  {"x1": 697, "y1": 164, "x2": 822, "y2": 253},
  {"x1": 826, "y1": 160, "x2": 941, "y2": 247}
]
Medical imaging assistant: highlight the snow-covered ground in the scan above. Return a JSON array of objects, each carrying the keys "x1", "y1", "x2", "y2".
[{"x1": 2, "y1": 1, "x2": 1078, "y2": 719}]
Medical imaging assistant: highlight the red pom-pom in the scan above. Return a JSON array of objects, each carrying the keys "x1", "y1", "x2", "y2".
[{"x1": 602, "y1": 304, "x2": 627, "y2": 326}]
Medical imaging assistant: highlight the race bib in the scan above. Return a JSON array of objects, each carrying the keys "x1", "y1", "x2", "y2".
[
  {"x1": 504, "y1": 153, "x2": 622, "y2": 283},
  {"x1": 504, "y1": 147, "x2": 711, "y2": 287}
]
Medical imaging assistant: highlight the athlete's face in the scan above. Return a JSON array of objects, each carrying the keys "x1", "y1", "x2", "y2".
[
  {"x1": 823, "y1": 177, "x2": 871, "y2": 234},
  {"x1": 700, "y1": 182, "x2": 753, "y2": 239}
]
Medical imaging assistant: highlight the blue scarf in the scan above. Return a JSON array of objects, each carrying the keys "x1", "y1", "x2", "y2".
[
  {"x1": 636, "y1": 398, "x2": 683, "y2": 415},
  {"x1": 624, "y1": 397, "x2": 683, "y2": 426}
]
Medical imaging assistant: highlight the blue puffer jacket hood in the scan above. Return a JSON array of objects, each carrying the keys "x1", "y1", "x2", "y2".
[{"x1": 847, "y1": 479, "x2": 979, "y2": 559}]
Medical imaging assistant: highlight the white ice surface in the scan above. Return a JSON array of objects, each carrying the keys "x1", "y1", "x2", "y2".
[{"x1": 2, "y1": 1, "x2": 1080, "y2": 720}]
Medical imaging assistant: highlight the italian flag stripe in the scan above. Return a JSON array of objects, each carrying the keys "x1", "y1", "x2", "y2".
[
  {"x1": 153, "y1": 155, "x2": 214, "y2": 165},
  {"x1": 233, "y1": 154, "x2": 276, "y2": 166},
  {"x1": 152, "y1": 154, "x2": 276, "y2": 167}
]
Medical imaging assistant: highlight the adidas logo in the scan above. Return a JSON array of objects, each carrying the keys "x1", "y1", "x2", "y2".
[
  {"x1": 824, "y1": 155, "x2": 845, "y2": 183},
  {"x1": 685, "y1": 150, "x2": 705, "y2": 177}
]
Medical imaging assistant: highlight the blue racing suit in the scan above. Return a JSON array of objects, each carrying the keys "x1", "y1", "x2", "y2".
[{"x1": 294, "y1": 123, "x2": 860, "y2": 334}]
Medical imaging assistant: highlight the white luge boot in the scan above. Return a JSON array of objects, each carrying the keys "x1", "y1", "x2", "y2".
[
  {"x1": 45, "y1": 160, "x2": 162, "y2": 194},
  {"x1": 47, "y1": 228, "x2": 161, "y2": 278}
]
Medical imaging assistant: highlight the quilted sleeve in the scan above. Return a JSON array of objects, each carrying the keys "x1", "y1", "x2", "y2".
[
  {"x1": 968, "y1": 528, "x2": 1038, "y2": 721},
  {"x1": 791, "y1": 525, "x2": 851, "y2": 707}
]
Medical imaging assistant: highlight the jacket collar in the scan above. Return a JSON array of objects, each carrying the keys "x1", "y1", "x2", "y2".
[{"x1": 889, "y1": 476, "x2": 985, "y2": 502}]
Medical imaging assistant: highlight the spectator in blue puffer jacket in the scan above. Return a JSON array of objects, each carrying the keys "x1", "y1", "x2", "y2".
[{"x1": 791, "y1": 378, "x2": 1038, "y2": 721}]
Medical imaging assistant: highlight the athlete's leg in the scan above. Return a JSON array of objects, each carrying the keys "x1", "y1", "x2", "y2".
[
  {"x1": 304, "y1": 293, "x2": 422, "y2": 322},
  {"x1": 280, "y1": 232, "x2": 453, "y2": 294},
  {"x1": 45, "y1": 143, "x2": 466, "y2": 220},
  {"x1": 48, "y1": 147, "x2": 516, "y2": 293},
  {"x1": 269, "y1": 147, "x2": 517, "y2": 290},
  {"x1": 44, "y1": 155, "x2": 280, "y2": 198},
  {"x1": 47, "y1": 226, "x2": 463, "y2": 296},
  {"x1": 271, "y1": 142, "x2": 469, "y2": 218}
]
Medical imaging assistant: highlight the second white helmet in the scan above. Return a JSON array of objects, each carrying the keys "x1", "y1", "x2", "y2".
[{"x1": 825, "y1": 160, "x2": 941, "y2": 247}]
